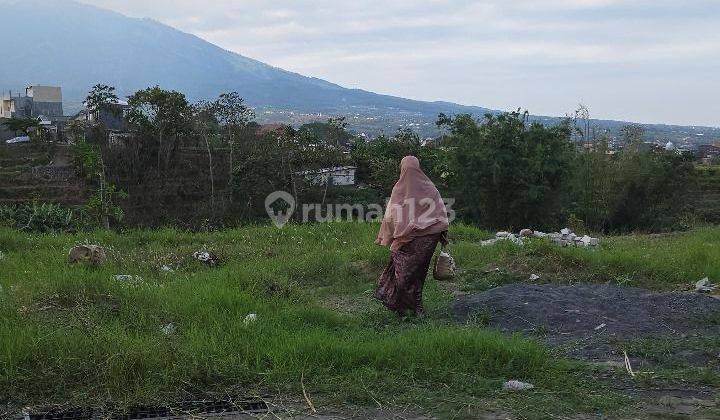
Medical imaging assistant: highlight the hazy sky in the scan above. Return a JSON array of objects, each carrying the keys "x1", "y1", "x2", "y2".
[{"x1": 78, "y1": 0, "x2": 720, "y2": 127}]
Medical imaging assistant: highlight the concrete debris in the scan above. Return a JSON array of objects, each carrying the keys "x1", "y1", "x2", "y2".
[
  {"x1": 503, "y1": 380, "x2": 534, "y2": 391},
  {"x1": 493, "y1": 233, "x2": 524, "y2": 245},
  {"x1": 193, "y1": 251, "x2": 220, "y2": 266},
  {"x1": 484, "y1": 228, "x2": 599, "y2": 249},
  {"x1": 161, "y1": 323, "x2": 176, "y2": 335},
  {"x1": 114, "y1": 274, "x2": 143, "y2": 283},
  {"x1": 695, "y1": 277, "x2": 717, "y2": 293},
  {"x1": 244, "y1": 313, "x2": 258, "y2": 325},
  {"x1": 480, "y1": 238, "x2": 499, "y2": 247},
  {"x1": 519, "y1": 229, "x2": 534, "y2": 237},
  {"x1": 68, "y1": 245, "x2": 107, "y2": 266},
  {"x1": 529, "y1": 274, "x2": 541, "y2": 281}
]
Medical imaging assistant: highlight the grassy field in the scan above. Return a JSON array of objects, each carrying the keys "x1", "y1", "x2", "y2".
[{"x1": 1, "y1": 222, "x2": 719, "y2": 418}]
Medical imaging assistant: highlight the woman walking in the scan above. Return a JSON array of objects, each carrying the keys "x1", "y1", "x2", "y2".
[{"x1": 375, "y1": 156, "x2": 449, "y2": 316}]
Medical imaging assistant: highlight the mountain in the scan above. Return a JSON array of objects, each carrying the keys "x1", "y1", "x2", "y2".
[
  {"x1": 0, "y1": 0, "x2": 490, "y2": 117},
  {"x1": 1, "y1": 0, "x2": 718, "y2": 141}
]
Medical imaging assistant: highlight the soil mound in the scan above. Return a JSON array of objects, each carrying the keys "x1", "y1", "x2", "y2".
[{"x1": 452, "y1": 283, "x2": 720, "y2": 360}]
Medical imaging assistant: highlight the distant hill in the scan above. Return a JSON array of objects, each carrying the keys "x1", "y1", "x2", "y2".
[
  {"x1": 1, "y1": 0, "x2": 718, "y2": 141},
  {"x1": 0, "y1": 0, "x2": 490, "y2": 116}
]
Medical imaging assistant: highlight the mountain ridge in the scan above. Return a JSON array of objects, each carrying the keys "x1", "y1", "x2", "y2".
[{"x1": 1, "y1": 0, "x2": 718, "y2": 139}]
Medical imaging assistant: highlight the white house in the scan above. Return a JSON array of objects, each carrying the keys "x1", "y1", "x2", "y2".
[{"x1": 296, "y1": 166, "x2": 357, "y2": 186}]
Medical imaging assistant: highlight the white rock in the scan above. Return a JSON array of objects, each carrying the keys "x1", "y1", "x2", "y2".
[
  {"x1": 561, "y1": 228, "x2": 572, "y2": 235},
  {"x1": 533, "y1": 231, "x2": 547, "y2": 238},
  {"x1": 529, "y1": 274, "x2": 541, "y2": 281},
  {"x1": 244, "y1": 313, "x2": 258, "y2": 325},
  {"x1": 695, "y1": 277, "x2": 717, "y2": 293},
  {"x1": 160, "y1": 265, "x2": 174, "y2": 272},
  {"x1": 481, "y1": 238, "x2": 499, "y2": 247},
  {"x1": 194, "y1": 251, "x2": 211, "y2": 261},
  {"x1": 161, "y1": 323, "x2": 176, "y2": 335},
  {"x1": 496, "y1": 231, "x2": 510, "y2": 238},
  {"x1": 503, "y1": 380, "x2": 534, "y2": 391}
]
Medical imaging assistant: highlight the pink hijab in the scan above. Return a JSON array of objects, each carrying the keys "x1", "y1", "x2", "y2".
[{"x1": 376, "y1": 156, "x2": 449, "y2": 251}]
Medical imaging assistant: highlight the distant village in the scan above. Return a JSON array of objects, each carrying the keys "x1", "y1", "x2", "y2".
[
  {"x1": 0, "y1": 85, "x2": 359, "y2": 188},
  {"x1": 2, "y1": 85, "x2": 720, "y2": 167}
]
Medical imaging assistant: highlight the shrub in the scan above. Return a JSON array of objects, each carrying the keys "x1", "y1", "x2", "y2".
[
  {"x1": 439, "y1": 111, "x2": 575, "y2": 230},
  {"x1": 0, "y1": 203, "x2": 92, "y2": 233},
  {"x1": 570, "y1": 142, "x2": 696, "y2": 232}
]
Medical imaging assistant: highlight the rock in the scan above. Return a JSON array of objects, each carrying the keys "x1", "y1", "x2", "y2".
[
  {"x1": 503, "y1": 380, "x2": 534, "y2": 391},
  {"x1": 519, "y1": 229, "x2": 534, "y2": 237},
  {"x1": 552, "y1": 237, "x2": 568, "y2": 247},
  {"x1": 695, "y1": 277, "x2": 716, "y2": 293},
  {"x1": 579, "y1": 235, "x2": 591, "y2": 245},
  {"x1": 560, "y1": 228, "x2": 572, "y2": 235},
  {"x1": 160, "y1": 265, "x2": 174, "y2": 272},
  {"x1": 161, "y1": 323, "x2": 176, "y2": 335},
  {"x1": 533, "y1": 231, "x2": 547, "y2": 238},
  {"x1": 481, "y1": 238, "x2": 499, "y2": 247},
  {"x1": 114, "y1": 274, "x2": 143, "y2": 283},
  {"x1": 506, "y1": 234, "x2": 524, "y2": 245},
  {"x1": 529, "y1": 274, "x2": 541, "y2": 281},
  {"x1": 496, "y1": 231, "x2": 510, "y2": 238},
  {"x1": 193, "y1": 251, "x2": 220, "y2": 266},
  {"x1": 244, "y1": 313, "x2": 258, "y2": 325},
  {"x1": 68, "y1": 245, "x2": 107, "y2": 266}
]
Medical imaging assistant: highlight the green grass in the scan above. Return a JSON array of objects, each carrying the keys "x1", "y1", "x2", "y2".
[
  {"x1": 2, "y1": 222, "x2": 719, "y2": 417},
  {"x1": 454, "y1": 226, "x2": 720, "y2": 291}
]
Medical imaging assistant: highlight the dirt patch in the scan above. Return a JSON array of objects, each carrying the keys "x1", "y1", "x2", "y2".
[{"x1": 451, "y1": 283, "x2": 720, "y2": 361}]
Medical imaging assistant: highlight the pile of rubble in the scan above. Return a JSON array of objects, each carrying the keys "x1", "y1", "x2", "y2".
[{"x1": 481, "y1": 228, "x2": 600, "y2": 248}]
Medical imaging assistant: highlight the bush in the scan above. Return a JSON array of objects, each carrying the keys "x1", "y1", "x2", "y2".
[
  {"x1": 439, "y1": 111, "x2": 575, "y2": 230},
  {"x1": 570, "y1": 142, "x2": 696, "y2": 232},
  {"x1": 0, "y1": 203, "x2": 92, "y2": 233}
]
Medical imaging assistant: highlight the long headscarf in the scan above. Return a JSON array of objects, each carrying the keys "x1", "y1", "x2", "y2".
[{"x1": 376, "y1": 156, "x2": 449, "y2": 251}]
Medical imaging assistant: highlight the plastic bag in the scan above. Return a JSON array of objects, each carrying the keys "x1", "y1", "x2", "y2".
[{"x1": 433, "y1": 247, "x2": 456, "y2": 281}]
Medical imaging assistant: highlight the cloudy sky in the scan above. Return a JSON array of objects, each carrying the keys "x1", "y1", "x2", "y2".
[{"x1": 78, "y1": 0, "x2": 720, "y2": 126}]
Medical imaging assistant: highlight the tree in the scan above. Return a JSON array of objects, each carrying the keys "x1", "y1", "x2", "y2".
[
  {"x1": 350, "y1": 128, "x2": 445, "y2": 195},
  {"x1": 192, "y1": 101, "x2": 221, "y2": 214},
  {"x1": 85, "y1": 84, "x2": 119, "y2": 121},
  {"x1": 73, "y1": 139, "x2": 126, "y2": 229},
  {"x1": 126, "y1": 86, "x2": 191, "y2": 171},
  {"x1": 1, "y1": 117, "x2": 39, "y2": 136},
  {"x1": 440, "y1": 111, "x2": 575, "y2": 230},
  {"x1": 572, "y1": 104, "x2": 592, "y2": 142},
  {"x1": 213, "y1": 92, "x2": 255, "y2": 186},
  {"x1": 65, "y1": 119, "x2": 87, "y2": 144},
  {"x1": 620, "y1": 124, "x2": 644, "y2": 146},
  {"x1": 232, "y1": 124, "x2": 345, "y2": 220}
]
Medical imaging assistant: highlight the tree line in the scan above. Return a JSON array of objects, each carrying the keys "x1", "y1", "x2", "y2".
[{"x1": 4, "y1": 84, "x2": 698, "y2": 232}]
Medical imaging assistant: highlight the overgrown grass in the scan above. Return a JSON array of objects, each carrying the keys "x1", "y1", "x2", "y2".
[
  {"x1": 453, "y1": 226, "x2": 720, "y2": 290},
  {"x1": 3, "y1": 222, "x2": 716, "y2": 417}
]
